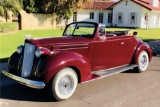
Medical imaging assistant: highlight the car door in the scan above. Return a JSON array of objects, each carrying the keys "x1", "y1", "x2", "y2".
[
  {"x1": 90, "y1": 36, "x2": 137, "y2": 71},
  {"x1": 117, "y1": 36, "x2": 138, "y2": 64}
]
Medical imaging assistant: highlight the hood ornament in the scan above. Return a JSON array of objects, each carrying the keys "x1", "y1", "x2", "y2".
[{"x1": 25, "y1": 34, "x2": 31, "y2": 39}]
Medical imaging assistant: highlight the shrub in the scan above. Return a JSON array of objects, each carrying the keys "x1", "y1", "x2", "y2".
[{"x1": 0, "y1": 22, "x2": 18, "y2": 33}]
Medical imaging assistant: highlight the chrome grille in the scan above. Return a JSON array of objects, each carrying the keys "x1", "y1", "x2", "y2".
[{"x1": 21, "y1": 43, "x2": 35, "y2": 77}]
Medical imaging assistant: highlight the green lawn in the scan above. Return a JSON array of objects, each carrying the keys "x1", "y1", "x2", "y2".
[
  {"x1": 0, "y1": 28, "x2": 160, "y2": 59},
  {"x1": 0, "y1": 29, "x2": 63, "y2": 59},
  {"x1": 107, "y1": 28, "x2": 160, "y2": 40}
]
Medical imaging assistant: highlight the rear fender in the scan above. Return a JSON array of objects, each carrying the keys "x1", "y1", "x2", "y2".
[
  {"x1": 133, "y1": 42, "x2": 152, "y2": 64},
  {"x1": 43, "y1": 52, "x2": 92, "y2": 83}
]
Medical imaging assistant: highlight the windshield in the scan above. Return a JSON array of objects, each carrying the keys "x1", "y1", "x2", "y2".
[{"x1": 64, "y1": 23, "x2": 96, "y2": 37}]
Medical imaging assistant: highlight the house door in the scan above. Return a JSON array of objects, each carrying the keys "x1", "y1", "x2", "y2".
[
  {"x1": 99, "y1": 13, "x2": 104, "y2": 23},
  {"x1": 108, "y1": 13, "x2": 113, "y2": 25},
  {"x1": 130, "y1": 12, "x2": 136, "y2": 27}
]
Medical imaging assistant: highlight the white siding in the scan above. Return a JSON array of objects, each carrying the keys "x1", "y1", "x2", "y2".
[
  {"x1": 149, "y1": 12, "x2": 160, "y2": 28},
  {"x1": 141, "y1": 8, "x2": 160, "y2": 28},
  {"x1": 57, "y1": 0, "x2": 160, "y2": 28},
  {"x1": 140, "y1": 8, "x2": 150, "y2": 28},
  {"x1": 113, "y1": 0, "x2": 143, "y2": 27},
  {"x1": 57, "y1": 10, "x2": 112, "y2": 26}
]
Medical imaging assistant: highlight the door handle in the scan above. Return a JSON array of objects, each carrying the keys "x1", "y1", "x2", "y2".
[{"x1": 120, "y1": 42, "x2": 124, "y2": 45}]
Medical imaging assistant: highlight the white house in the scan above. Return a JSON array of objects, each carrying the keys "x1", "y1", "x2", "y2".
[
  {"x1": 112, "y1": 0, "x2": 160, "y2": 28},
  {"x1": 58, "y1": 0, "x2": 160, "y2": 29},
  {"x1": 57, "y1": 1, "x2": 116, "y2": 27}
]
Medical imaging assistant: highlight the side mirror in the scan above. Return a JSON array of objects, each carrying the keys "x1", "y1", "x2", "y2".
[
  {"x1": 133, "y1": 32, "x2": 138, "y2": 36},
  {"x1": 75, "y1": 26, "x2": 79, "y2": 29}
]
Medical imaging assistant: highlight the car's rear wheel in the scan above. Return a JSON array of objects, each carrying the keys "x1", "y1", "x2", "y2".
[
  {"x1": 50, "y1": 67, "x2": 78, "y2": 101},
  {"x1": 135, "y1": 51, "x2": 149, "y2": 73}
]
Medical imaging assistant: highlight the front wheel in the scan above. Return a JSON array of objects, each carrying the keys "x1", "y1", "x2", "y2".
[
  {"x1": 50, "y1": 67, "x2": 78, "y2": 101},
  {"x1": 135, "y1": 51, "x2": 149, "y2": 73}
]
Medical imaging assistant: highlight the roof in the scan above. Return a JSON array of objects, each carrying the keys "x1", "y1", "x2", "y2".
[
  {"x1": 84, "y1": 0, "x2": 160, "y2": 11},
  {"x1": 131, "y1": 0, "x2": 160, "y2": 11},
  {"x1": 84, "y1": 1, "x2": 116, "y2": 10},
  {"x1": 112, "y1": 0, "x2": 160, "y2": 11}
]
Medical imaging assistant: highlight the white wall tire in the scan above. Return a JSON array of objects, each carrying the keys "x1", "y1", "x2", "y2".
[
  {"x1": 135, "y1": 51, "x2": 149, "y2": 73},
  {"x1": 51, "y1": 67, "x2": 78, "y2": 101}
]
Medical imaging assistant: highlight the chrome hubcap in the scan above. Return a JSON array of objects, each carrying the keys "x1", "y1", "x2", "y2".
[
  {"x1": 58, "y1": 75, "x2": 74, "y2": 95},
  {"x1": 140, "y1": 55, "x2": 147, "y2": 69}
]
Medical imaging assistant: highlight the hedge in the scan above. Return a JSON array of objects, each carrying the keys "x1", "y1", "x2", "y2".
[{"x1": 0, "y1": 22, "x2": 18, "y2": 33}]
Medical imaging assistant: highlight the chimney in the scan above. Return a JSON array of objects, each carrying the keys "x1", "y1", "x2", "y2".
[{"x1": 150, "y1": 0, "x2": 159, "y2": 7}]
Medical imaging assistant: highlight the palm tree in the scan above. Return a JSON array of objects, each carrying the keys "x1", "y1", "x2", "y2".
[{"x1": 0, "y1": 0, "x2": 21, "y2": 22}]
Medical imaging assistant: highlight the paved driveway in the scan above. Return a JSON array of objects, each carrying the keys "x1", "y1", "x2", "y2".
[
  {"x1": 146, "y1": 40, "x2": 160, "y2": 56},
  {"x1": 0, "y1": 56, "x2": 160, "y2": 107}
]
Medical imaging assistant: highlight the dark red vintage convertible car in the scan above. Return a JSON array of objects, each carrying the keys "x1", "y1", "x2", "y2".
[{"x1": 2, "y1": 21, "x2": 152, "y2": 101}]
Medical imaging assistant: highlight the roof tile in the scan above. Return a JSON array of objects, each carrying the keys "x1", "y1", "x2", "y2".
[
  {"x1": 84, "y1": 1, "x2": 116, "y2": 10},
  {"x1": 131, "y1": 0, "x2": 160, "y2": 11},
  {"x1": 84, "y1": 0, "x2": 160, "y2": 11}
]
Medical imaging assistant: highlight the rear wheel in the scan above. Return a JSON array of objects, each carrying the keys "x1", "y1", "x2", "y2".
[
  {"x1": 50, "y1": 67, "x2": 78, "y2": 101},
  {"x1": 135, "y1": 51, "x2": 149, "y2": 73}
]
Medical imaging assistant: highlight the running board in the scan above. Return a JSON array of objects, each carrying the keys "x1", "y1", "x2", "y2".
[{"x1": 92, "y1": 64, "x2": 138, "y2": 78}]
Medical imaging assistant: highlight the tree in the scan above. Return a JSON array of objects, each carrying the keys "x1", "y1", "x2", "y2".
[
  {"x1": 22, "y1": 0, "x2": 93, "y2": 24},
  {"x1": 22, "y1": 0, "x2": 40, "y2": 13},
  {"x1": 0, "y1": 0, "x2": 21, "y2": 22},
  {"x1": 41, "y1": 0, "x2": 92, "y2": 21}
]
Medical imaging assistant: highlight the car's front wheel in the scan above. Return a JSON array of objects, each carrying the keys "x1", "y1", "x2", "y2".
[
  {"x1": 50, "y1": 67, "x2": 78, "y2": 101},
  {"x1": 135, "y1": 51, "x2": 149, "y2": 73}
]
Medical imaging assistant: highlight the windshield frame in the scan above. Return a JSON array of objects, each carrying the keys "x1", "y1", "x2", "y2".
[{"x1": 63, "y1": 22, "x2": 98, "y2": 38}]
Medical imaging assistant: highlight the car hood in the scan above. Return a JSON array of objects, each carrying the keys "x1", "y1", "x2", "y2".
[{"x1": 26, "y1": 36, "x2": 92, "y2": 50}]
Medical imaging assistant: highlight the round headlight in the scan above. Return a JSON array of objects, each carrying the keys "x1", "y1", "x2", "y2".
[
  {"x1": 17, "y1": 46, "x2": 23, "y2": 54},
  {"x1": 35, "y1": 48, "x2": 42, "y2": 58}
]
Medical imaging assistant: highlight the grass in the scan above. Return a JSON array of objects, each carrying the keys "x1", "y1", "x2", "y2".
[
  {"x1": 0, "y1": 29, "x2": 63, "y2": 59},
  {"x1": 0, "y1": 28, "x2": 160, "y2": 60},
  {"x1": 107, "y1": 28, "x2": 160, "y2": 41}
]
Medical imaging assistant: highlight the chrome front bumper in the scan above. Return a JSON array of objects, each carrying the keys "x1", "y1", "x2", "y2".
[{"x1": 2, "y1": 69, "x2": 45, "y2": 89}]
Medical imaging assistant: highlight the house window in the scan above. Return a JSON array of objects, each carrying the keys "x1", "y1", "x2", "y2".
[
  {"x1": 144, "y1": 13, "x2": 148, "y2": 24},
  {"x1": 99, "y1": 13, "x2": 104, "y2": 23},
  {"x1": 90, "y1": 12, "x2": 94, "y2": 19},
  {"x1": 118, "y1": 12, "x2": 123, "y2": 24},
  {"x1": 73, "y1": 12, "x2": 77, "y2": 22},
  {"x1": 108, "y1": 13, "x2": 112, "y2": 23},
  {"x1": 131, "y1": 12, "x2": 136, "y2": 24}
]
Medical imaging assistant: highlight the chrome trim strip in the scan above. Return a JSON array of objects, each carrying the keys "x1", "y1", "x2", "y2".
[
  {"x1": 2, "y1": 69, "x2": 45, "y2": 89},
  {"x1": 82, "y1": 64, "x2": 138, "y2": 84},
  {"x1": 53, "y1": 42, "x2": 90, "y2": 45},
  {"x1": 54, "y1": 47, "x2": 88, "y2": 51},
  {"x1": 92, "y1": 64, "x2": 129, "y2": 72},
  {"x1": 18, "y1": 55, "x2": 22, "y2": 70},
  {"x1": 36, "y1": 59, "x2": 41, "y2": 72}
]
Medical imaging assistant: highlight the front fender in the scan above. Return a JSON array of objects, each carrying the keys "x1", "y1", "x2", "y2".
[
  {"x1": 134, "y1": 42, "x2": 152, "y2": 64},
  {"x1": 43, "y1": 52, "x2": 92, "y2": 83}
]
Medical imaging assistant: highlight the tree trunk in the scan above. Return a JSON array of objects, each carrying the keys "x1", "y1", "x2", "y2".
[{"x1": 5, "y1": 11, "x2": 8, "y2": 22}]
